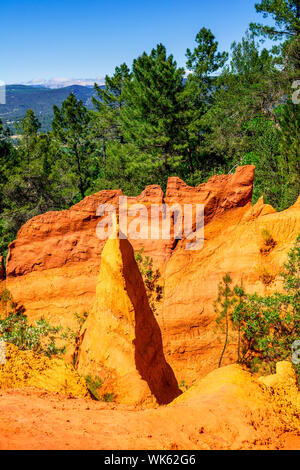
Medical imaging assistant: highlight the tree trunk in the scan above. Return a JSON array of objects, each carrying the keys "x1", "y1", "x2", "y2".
[
  {"x1": 218, "y1": 310, "x2": 229, "y2": 368},
  {"x1": 74, "y1": 144, "x2": 85, "y2": 199}
]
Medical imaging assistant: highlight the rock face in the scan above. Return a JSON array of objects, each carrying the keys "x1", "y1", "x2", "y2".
[
  {"x1": 4, "y1": 165, "x2": 255, "y2": 326},
  {"x1": 165, "y1": 165, "x2": 255, "y2": 224},
  {"x1": 258, "y1": 361, "x2": 300, "y2": 431},
  {"x1": 2, "y1": 165, "x2": 300, "y2": 386},
  {"x1": 162, "y1": 195, "x2": 300, "y2": 382},
  {"x1": 4, "y1": 187, "x2": 173, "y2": 326},
  {"x1": 0, "y1": 343, "x2": 88, "y2": 398},
  {"x1": 77, "y1": 232, "x2": 181, "y2": 405}
]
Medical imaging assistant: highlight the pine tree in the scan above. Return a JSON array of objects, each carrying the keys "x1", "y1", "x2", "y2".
[
  {"x1": 215, "y1": 274, "x2": 236, "y2": 368},
  {"x1": 120, "y1": 44, "x2": 185, "y2": 183},
  {"x1": 92, "y1": 63, "x2": 131, "y2": 154},
  {"x1": 18, "y1": 109, "x2": 41, "y2": 164},
  {"x1": 250, "y1": 1, "x2": 300, "y2": 72},
  {"x1": 250, "y1": 0, "x2": 300, "y2": 39},
  {"x1": 180, "y1": 28, "x2": 228, "y2": 178},
  {"x1": 52, "y1": 93, "x2": 93, "y2": 199},
  {"x1": 275, "y1": 100, "x2": 300, "y2": 207}
]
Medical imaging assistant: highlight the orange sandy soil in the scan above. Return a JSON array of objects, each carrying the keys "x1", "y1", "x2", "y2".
[{"x1": 0, "y1": 388, "x2": 299, "y2": 451}]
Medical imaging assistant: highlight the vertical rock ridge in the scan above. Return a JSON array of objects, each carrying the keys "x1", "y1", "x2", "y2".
[{"x1": 77, "y1": 234, "x2": 181, "y2": 405}]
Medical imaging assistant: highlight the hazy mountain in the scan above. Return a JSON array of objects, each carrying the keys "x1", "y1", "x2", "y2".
[
  {"x1": 22, "y1": 78, "x2": 105, "y2": 89},
  {"x1": 0, "y1": 84, "x2": 103, "y2": 132}
]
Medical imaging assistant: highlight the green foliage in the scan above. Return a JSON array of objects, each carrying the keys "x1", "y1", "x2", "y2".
[
  {"x1": 92, "y1": 63, "x2": 131, "y2": 148},
  {"x1": 134, "y1": 248, "x2": 163, "y2": 313},
  {"x1": 179, "y1": 380, "x2": 190, "y2": 391},
  {"x1": 52, "y1": 93, "x2": 96, "y2": 199},
  {"x1": 121, "y1": 43, "x2": 185, "y2": 184},
  {"x1": 0, "y1": 290, "x2": 88, "y2": 359},
  {"x1": 250, "y1": 0, "x2": 300, "y2": 40},
  {"x1": 85, "y1": 375, "x2": 103, "y2": 400},
  {"x1": 215, "y1": 235, "x2": 300, "y2": 383},
  {"x1": 201, "y1": 29, "x2": 299, "y2": 210},
  {"x1": 214, "y1": 274, "x2": 237, "y2": 367},
  {"x1": 0, "y1": 313, "x2": 65, "y2": 357},
  {"x1": 84, "y1": 372, "x2": 114, "y2": 402},
  {"x1": 74, "y1": 311, "x2": 89, "y2": 327},
  {"x1": 186, "y1": 27, "x2": 228, "y2": 77},
  {"x1": 102, "y1": 392, "x2": 114, "y2": 402},
  {"x1": 179, "y1": 28, "x2": 228, "y2": 176},
  {"x1": 0, "y1": 1, "x2": 299, "y2": 259}
]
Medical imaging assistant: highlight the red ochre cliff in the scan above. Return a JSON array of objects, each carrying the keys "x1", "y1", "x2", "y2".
[{"x1": 2, "y1": 165, "x2": 300, "y2": 385}]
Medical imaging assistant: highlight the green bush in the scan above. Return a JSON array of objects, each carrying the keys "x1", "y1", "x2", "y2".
[
  {"x1": 85, "y1": 375, "x2": 103, "y2": 400},
  {"x1": 134, "y1": 248, "x2": 163, "y2": 313},
  {"x1": 102, "y1": 392, "x2": 114, "y2": 402},
  {"x1": 0, "y1": 313, "x2": 65, "y2": 357},
  {"x1": 0, "y1": 290, "x2": 88, "y2": 358},
  {"x1": 215, "y1": 234, "x2": 300, "y2": 383}
]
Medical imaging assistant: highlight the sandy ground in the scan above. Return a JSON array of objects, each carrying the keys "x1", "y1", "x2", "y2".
[{"x1": 0, "y1": 387, "x2": 299, "y2": 451}]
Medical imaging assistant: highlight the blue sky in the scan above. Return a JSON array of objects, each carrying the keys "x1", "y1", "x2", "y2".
[{"x1": 1, "y1": 0, "x2": 275, "y2": 84}]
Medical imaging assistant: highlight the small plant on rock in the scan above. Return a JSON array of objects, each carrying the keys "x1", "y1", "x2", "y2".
[
  {"x1": 102, "y1": 392, "x2": 114, "y2": 402},
  {"x1": 260, "y1": 229, "x2": 277, "y2": 256},
  {"x1": 214, "y1": 274, "x2": 237, "y2": 368},
  {"x1": 85, "y1": 375, "x2": 103, "y2": 400},
  {"x1": 134, "y1": 248, "x2": 163, "y2": 312},
  {"x1": 256, "y1": 265, "x2": 275, "y2": 286}
]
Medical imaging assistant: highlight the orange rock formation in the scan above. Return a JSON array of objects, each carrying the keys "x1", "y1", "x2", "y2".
[
  {"x1": 0, "y1": 343, "x2": 88, "y2": 398},
  {"x1": 76, "y1": 231, "x2": 181, "y2": 405},
  {"x1": 4, "y1": 166, "x2": 255, "y2": 325},
  {"x1": 0, "y1": 164, "x2": 299, "y2": 449}
]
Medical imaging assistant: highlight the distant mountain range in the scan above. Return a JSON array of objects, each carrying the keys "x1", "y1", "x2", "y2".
[
  {"x1": 0, "y1": 84, "x2": 103, "y2": 133},
  {"x1": 21, "y1": 78, "x2": 105, "y2": 89}
]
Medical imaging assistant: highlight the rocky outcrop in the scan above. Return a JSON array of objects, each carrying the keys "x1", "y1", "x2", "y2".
[
  {"x1": 165, "y1": 165, "x2": 255, "y2": 223},
  {"x1": 4, "y1": 166, "x2": 255, "y2": 326},
  {"x1": 77, "y1": 232, "x2": 181, "y2": 405},
  {"x1": 3, "y1": 166, "x2": 300, "y2": 385},
  {"x1": 259, "y1": 361, "x2": 300, "y2": 431},
  {"x1": 161, "y1": 195, "x2": 300, "y2": 382},
  {"x1": 4, "y1": 187, "x2": 173, "y2": 326}
]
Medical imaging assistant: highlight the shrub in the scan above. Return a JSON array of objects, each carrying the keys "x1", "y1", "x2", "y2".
[
  {"x1": 85, "y1": 375, "x2": 102, "y2": 400},
  {"x1": 215, "y1": 234, "x2": 300, "y2": 383},
  {"x1": 260, "y1": 229, "x2": 277, "y2": 256},
  {"x1": 0, "y1": 313, "x2": 65, "y2": 357},
  {"x1": 0, "y1": 290, "x2": 88, "y2": 358},
  {"x1": 134, "y1": 248, "x2": 163, "y2": 312},
  {"x1": 102, "y1": 392, "x2": 114, "y2": 402}
]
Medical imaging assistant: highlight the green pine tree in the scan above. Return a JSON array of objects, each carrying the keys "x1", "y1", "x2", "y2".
[
  {"x1": 18, "y1": 109, "x2": 41, "y2": 164},
  {"x1": 52, "y1": 93, "x2": 94, "y2": 199},
  {"x1": 250, "y1": 0, "x2": 300, "y2": 40},
  {"x1": 92, "y1": 63, "x2": 131, "y2": 155},
  {"x1": 180, "y1": 28, "x2": 228, "y2": 178},
  {"x1": 120, "y1": 43, "x2": 185, "y2": 186}
]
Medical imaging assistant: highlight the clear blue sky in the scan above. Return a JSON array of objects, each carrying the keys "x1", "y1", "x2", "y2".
[{"x1": 1, "y1": 0, "x2": 274, "y2": 84}]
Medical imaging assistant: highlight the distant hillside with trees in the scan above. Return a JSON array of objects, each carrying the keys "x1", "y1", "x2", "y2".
[{"x1": 0, "y1": 85, "x2": 99, "y2": 133}]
